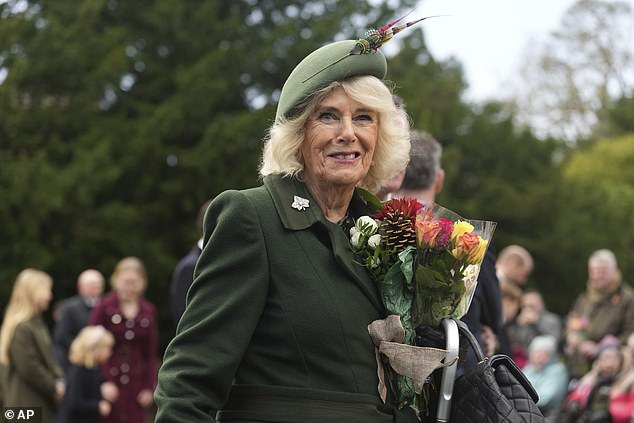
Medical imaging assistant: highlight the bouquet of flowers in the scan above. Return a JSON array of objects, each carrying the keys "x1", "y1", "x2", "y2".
[{"x1": 350, "y1": 197, "x2": 496, "y2": 409}]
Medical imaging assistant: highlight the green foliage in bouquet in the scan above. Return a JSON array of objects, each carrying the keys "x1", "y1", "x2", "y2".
[{"x1": 413, "y1": 250, "x2": 466, "y2": 329}]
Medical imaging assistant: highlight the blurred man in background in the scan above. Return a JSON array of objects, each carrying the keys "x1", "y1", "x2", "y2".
[{"x1": 53, "y1": 268, "x2": 105, "y2": 372}]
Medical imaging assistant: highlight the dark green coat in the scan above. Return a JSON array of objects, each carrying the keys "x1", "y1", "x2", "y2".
[
  {"x1": 154, "y1": 175, "x2": 418, "y2": 423},
  {"x1": 3, "y1": 315, "x2": 63, "y2": 423}
]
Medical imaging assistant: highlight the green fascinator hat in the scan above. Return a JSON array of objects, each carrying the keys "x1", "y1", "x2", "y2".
[
  {"x1": 275, "y1": 16, "x2": 440, "y2": 120},
  {"x1": 276, "y1": 40, "x2": 386, "y2": 120}
]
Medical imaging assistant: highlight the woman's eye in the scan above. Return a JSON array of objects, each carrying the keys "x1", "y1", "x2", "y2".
[
  {"x1": 318, "y1": 112, "x2": 337, "y2": 121},
  {"x1": 355, "y1": 114, "x2": 374, "y2": 124}
]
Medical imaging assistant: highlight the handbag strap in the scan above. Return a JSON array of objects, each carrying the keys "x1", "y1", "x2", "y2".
[
  {"x1": 453, "y1": 318, "x2": 540, "y2": 403},
  {"x1": 488, "y1": 355, "x2": 540, "y2": 402},
  {"x1": 454, "y1": 319, "x2": 485, "y2": 361}
]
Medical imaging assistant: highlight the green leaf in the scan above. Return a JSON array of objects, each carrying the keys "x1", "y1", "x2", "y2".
[
  {"x1": 356, "y1": 187, "x2": 383, "y2": 211},
  {"x1": 379, "y1": 248, "x2": 416, "y2": 343},
  {"x1": 415, "y1": 265, "x2": 446, "y2": 289}
]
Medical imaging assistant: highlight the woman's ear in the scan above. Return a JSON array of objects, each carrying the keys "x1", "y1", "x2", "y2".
[{"x1": 434, "y1": 168, "x2": 445, "y2": 194}]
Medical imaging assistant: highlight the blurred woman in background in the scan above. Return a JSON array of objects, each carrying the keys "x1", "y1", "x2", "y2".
[
  {"x1": 0, "y1": 269, "x2": 64, "y2": 422},
  {"x1": 89, "y1": 257, "x2": 158, "y2": 423}
]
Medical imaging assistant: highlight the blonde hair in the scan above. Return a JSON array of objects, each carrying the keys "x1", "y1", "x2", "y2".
[
  {"x1": 111, "y1": 256, "x2": 147, "y2": 290},
  {"x1": 69, "y1": 325, "x2": 115, "y2": 368},
  {"x1": 0, "y1": 269, "x2": 53, "y2": 364},
  {"x1": 260, "y1": 75, "x2": 410, "y2": 193},
  {"x1": 497, "y1": 244, "x2": 534, "y2": 270}
]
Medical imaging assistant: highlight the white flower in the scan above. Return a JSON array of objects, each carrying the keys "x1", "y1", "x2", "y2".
[
  {"x1": 349, "y1": 226, "x2": 359, "y2": 237},
  {"x1": 368, "y1": 234, "x2": 381, "y2": 249},
  {"x1": 356, "y1": 216, "x2": 378, "y2": 235},
  {"x1": 350, "y1": 231, "x2": 361, "y2": 248},
  {"x1": 370, "y1": 257, "x2": 381, "y2": 269}
]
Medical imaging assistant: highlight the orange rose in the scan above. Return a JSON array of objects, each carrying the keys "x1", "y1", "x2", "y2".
[
  {"x1": 467, "y1": 237, "x2": 488, "y2": 264},
  {"x1": 452, "y1": 232, "x2": 480, "y2": 261},
  {"x1": 416, "y1": 218, "x2": 441, "y2": 248}
]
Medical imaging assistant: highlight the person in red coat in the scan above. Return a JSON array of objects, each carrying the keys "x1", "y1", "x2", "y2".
[{"x1": 89, "y1": 257, "x2": 158, "y2": 423}]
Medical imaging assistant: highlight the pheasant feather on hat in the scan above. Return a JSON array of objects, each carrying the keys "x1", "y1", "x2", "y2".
[{"x1": 276, "y1": 15, "x2": 445, "y2": 120}]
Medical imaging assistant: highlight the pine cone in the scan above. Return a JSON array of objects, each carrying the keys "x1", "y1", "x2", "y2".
[{"x1": 381, "y1": 209, "x2": 417, "y2": 252}]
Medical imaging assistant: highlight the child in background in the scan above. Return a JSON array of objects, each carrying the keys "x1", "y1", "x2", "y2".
[{"x1": 57, "y1": 325, "x2": 118, "y2": 423}]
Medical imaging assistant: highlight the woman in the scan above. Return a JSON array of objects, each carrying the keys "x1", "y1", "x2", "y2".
[
  {"x1": 154, "y1": 36, "x2": 412, "y2": 422},
  {"x1": 564, "y1": 249, "x2": 634, "y2": 379},
  {"x1": 57, "y1": 325, "x2": 118, "y2": 423},
  {"x1": 0, "y1": 269, "x2": 65, "y2": 423},
  {"x1": 89, "y1": 257, "x2": 157, "y2": 423},
  {"x1": 522, "y1": 335, "x2": 569, "y2": 420}
]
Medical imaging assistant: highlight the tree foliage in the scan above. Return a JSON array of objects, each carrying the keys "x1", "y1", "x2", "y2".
[
  {"x1": 0, "y1": 0, "x2": 419, "y2": 348},
  {"x1": 546, "y1": 134, "x2": 634, "y2": 311},
  {"x1": 513, "y1": 0, "x2": 634, "y2": 141}
]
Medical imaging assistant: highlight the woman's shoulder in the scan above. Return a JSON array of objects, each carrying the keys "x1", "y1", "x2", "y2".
[
  {"x1": 209, "y1": 183, "x2": 273, "y2": 221},
  {"x1": 619, "y1": 283, "x2": 634, "y2": 301},
  {"x1": 546, "y1": 360, "x2": 569, "y2": 376},
  {"x1": 139, "y1": 297, "x2": 157, "y2": 315},
  {"x1": 97, "y1": 291, "x2": 119, "y2": 308},
  {"x1": 215, "y1": 182, "x2": 270, "y2": 204},
  {"x1": 14, "y1": 315, "x2": 44, "y2": 332},
  {"x1": 11, "y1": 316, "x2": 50, "y2": 352}
]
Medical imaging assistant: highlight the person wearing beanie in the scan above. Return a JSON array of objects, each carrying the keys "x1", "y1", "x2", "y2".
[
  {"x1": 154, "y1": 23, "x2": 422, "y2": 423},
  {"x1": 522, "y1": 335, "x2": 569, "y2": 420}
]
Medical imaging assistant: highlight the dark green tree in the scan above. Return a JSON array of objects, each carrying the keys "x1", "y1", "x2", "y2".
[
  {"x1": 0, "y1": 0, "x2": 418, "y2": 348},
  {"x1": 603, "y1": 94, "x2": 634, "y2": 136}
]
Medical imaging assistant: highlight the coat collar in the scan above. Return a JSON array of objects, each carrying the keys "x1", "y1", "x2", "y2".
[
  {"x1": 263, "y1": 174, "x2": 384, "y2": 314},
  {"x1": 264, "y1": 174, "x2": 321, "y2": 230}
]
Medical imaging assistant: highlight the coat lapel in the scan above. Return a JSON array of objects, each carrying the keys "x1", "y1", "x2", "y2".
[{"x1": 264, "y1": 175, "x2": 385, "y2": 314}]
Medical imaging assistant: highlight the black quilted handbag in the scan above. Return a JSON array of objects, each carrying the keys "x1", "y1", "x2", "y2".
[{"x1": 451, "y1": 320, "x2": 546, "y2": 423}]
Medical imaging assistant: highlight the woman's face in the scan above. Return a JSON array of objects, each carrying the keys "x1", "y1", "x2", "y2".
[
  {"x1": 36, "y1": 286, "x2": 53, "y2": 312},
  {"x1": 113, "y1": 269, "x2": 145, "y2": 302},
  {"x1": 588, "y1": 259, "x2": 617, "y2": 290},
  {"x1": 529, "y1": 349, "x2": 551, "y2": 370},
  {"x1": 302, "y1": 86, "x2": 378, "y2": 191}
]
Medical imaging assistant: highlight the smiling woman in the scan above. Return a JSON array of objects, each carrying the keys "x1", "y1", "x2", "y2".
[
  {"x1": 261, "y1": 74, "x2": 409, "y2": 195},
  {"x1": 301, "y1": 86, "x2": 379, "y2": 213},
  {"x1": 154, "y1": 34, "x2": 414, "y2": 423}
]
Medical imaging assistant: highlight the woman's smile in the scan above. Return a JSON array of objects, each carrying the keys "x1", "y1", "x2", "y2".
[
  {"x1": 327, "y1": 150, "x2": 361, "y2": 162},
  {"x1": 302, "y1": 86, "x2": 378, "y2": 190}
]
